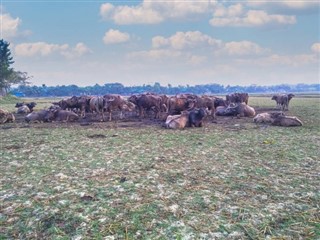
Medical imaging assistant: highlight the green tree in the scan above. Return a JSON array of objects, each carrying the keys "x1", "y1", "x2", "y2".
[{"x1": 0, "y1": 39, "x2": 31, "y2": 95}]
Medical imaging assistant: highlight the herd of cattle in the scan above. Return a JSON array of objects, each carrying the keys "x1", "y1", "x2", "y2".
[{"x1": 0, "y1": 92, "x2": 302, "y2": 128}]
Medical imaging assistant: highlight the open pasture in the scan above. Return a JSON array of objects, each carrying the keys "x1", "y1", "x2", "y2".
[{"x1": 1, "y1": 96, "x2": 319, "y2": 239}]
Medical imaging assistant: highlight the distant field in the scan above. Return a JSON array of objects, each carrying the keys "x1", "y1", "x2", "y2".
[{"x1": 0, "y1": 96, "x2": 319, "y2": 239}]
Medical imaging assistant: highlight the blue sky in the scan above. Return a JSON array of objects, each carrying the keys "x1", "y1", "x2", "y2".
[{"x1": 1, "y1": 0, "x2": 319, "y2": 87}]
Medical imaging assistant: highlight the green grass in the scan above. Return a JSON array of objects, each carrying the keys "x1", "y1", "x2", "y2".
[{"x1": 0, "y1": 96, "x2": 319, "y2": 239}]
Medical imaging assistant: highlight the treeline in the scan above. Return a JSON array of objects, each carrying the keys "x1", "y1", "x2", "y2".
[{"x1": 10, "y1": 82, "x2": 320, "y2": 97}]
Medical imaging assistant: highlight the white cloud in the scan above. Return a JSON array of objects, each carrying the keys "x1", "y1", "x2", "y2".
[
  {"x1": 213, "y1": 3, "x2": 244, "y2": 18},
  {"x1": 210, "y1": 10, "x2": 296, "y2": 27},
  {"x1": 1, "y1": 13, "x2": 21, "y2": 38},
  {"x1": 100, "y1": 1, "x2": 216, "y2": 25},
  {"x1": 238, "y1": 54, "x2": 318, "y2": 67},
  {"x1": 311, "y1": 43, "x2": 320, "y2": 54},
  {"x1": 247, "y1": 0, "x2": 319, "y2": 10},
  {"x1": 14, "y1": 42, "x2": 91, "y2": 59},
  {"x1": 61, "y1": 43, "x2": 92, "y2": 59},
  {"x1": 152, "y1": 31, "x2": 222, "y2": 50},
  {"x1": 103, "y1": 29, "x2": 130, "y2": 44},
  {"x1": 218, "y1": 41, "x2": 269, "y2": 56},
  {"x1": 127, "y1": 49, "x2": 182, "y2": 60}
]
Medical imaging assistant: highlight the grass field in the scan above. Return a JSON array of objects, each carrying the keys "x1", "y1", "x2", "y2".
[{"x1": 1, "y1": 96, "x2": 319, "y2": 239}]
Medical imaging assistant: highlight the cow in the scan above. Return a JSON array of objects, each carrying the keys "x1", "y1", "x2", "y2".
[
  {"x1": 89, "y1": 96, "x2": 105, "y2": 121},
  {"x1": 15, "y1": 102, "x2": 37, "y2": 112},
  {"x1": 226, "y1": 93, "x2": 249, "y2": 105},
  {"x1": 16, "y1": 105, "x2": 31, "y2": 114},
  {"x1": 188, "y1": 108, "x2": 206, "y2": 127},
  {"x1": 191, "y1": 96, "x2": 216, "y2": 119},
  {"x1": 272, "y1": 115, "x2": 302, "y2": 127},
  {"x1": 103, "y1": 94, "x2": 135, "y2": 121},
  {"x1": 53, "y1": 96, "x2": 91, "y2": 117},
  {"x1": 167, "y1": 96, "x2": 195, "y2": 115},
  {"x1": 223, "y1": 103, "x2": 256, "y2": 117},
  {"x1": 253, "y1": 112, "x2": 285, "y2": 124},
  {"x1": 25, "y1": 110, "x2": 52, "y2": 123},
  {"x1": 164, "y1": 111, "x2": 189, "y2": 129},
  {"x1": 253, "y1": 112, "x2": 302, "y2": 127},
  {"x1": 128, "y1": 94, "x2": 162, "y2": 119},
  {"x1": 271, "y1": 93, "x2": 295, "y2": 111},
  {"x1": 0, "y1": 109, "x2": 15, "y2": 124},
  {"x1": 45, "y1": 110, "x2": 79, "y2": 122}
]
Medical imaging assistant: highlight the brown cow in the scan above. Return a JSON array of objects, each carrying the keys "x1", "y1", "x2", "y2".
[
  {"x1": 272, "y1": 115, "x2": 302, "y2": 127},
  {"x1": 0, "y1": 109, "x2": 15, "y2": 124},
  {"x1": 224, "y1": 103, "x2": 256, "y2": 117},
  {"x1": 46, "y1": 110, "x2": 79, "y2": 122},
  {"x1": 226, "y1": 93, "x2": 249, "y2": 105},
  {"x1": 103, "y1": 94, "x2": 135, "y2": 121},
  {"x1": 167, "y1": 96, "x2": 195, "y2": 115},
  {"x1": 128, "y1": 94, "x2": 162, "y2": 119},
  {"x1": 253, "y1": 112, "x2": 285, "y2": 124}
]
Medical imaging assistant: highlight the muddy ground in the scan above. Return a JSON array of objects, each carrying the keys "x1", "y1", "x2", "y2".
[{"x1": 2, "y1": 107, "x2": 278, "y2": 130}]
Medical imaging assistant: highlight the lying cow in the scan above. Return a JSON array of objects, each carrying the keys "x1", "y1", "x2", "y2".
[
  {"x1": 17, "y1": 105, "x2": 30, "y2": 114},
  {"x1": 46, "y1": 110, "x2": 79, "y2": 122},
  {"x1": 165, "y1": 111, "x2": 189, "y2": 129},
  {"x1": 25, "y1": 110, "x2": 52, "y2": 123},
  {"x1": 216, "y1": 103, "x2": 255, "y2": 117},
  {"x1": 15, "y1": 102, "x2": 37, "y2": 112},
  {"x1": 253, "y1": 112, "x2": 302, "y2": 127},
  {"x1": 189, "y1": 108, "x2": 206, "y2": 127},
  {"x1": 253, "y1": 112, "x2": 285, "y2": 124},
  {"x1": 272, "y1": 115, "x2": 302, "y2": 127},
  {"x1": 0, "y1": 109, "x2": 15, "y2": 124}
]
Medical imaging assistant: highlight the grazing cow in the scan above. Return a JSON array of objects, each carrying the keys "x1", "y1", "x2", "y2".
[
  {"x1": 224, "y1": 103, "x2": 256, "y2": 117},
  {"x1": 16, "y1": 105, "x2": 30, "y2": 114},
  {"x1": 25, "y1": 110, "x2": 52, "y2": 123},
  {"x1": 0, "y1": 109, "x2": 15, "y2": 124},
  {"x1": 128, "y1": 94, "x2": 162, "y2": 119},
  {"x1": 46, "y1": 110, "x2": 79, "y2": 122},
  {"x1": 89, "y1": 96, "x2": 105, "y2": 121},
  {"x1": 253, "y1": 112, "x2": 285, "y2": 124},
  {"x1": 188, "y1": 108, "x2": 206, "y2": 127},
  {"x1": 103, "y1": 94, "x2": 135, "y2": 121},
  {"x1": 271, "y1": 93, "x2": 295, "y2": 111},
  {"x1": 164, "y1": 111, "x2": 189, "y2": 129}
]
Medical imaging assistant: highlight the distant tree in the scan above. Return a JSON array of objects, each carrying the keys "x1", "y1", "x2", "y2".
[{"x1": 0, "y1": 39, "x2": 31, "y2": 95}]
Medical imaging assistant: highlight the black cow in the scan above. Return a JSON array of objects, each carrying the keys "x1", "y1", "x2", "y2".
[{"x1": 188, "y1": 108, "x2": 206, "y2": 127}]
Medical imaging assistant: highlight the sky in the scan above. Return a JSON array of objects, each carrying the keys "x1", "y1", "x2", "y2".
[{"x1": 1, "y1": 0, "x2": 319, "y2": 87}]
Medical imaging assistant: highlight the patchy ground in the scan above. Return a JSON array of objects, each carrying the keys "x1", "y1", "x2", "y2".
[{"x1": 1, "y1": 97, "x2": 319, "y2": 239}]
